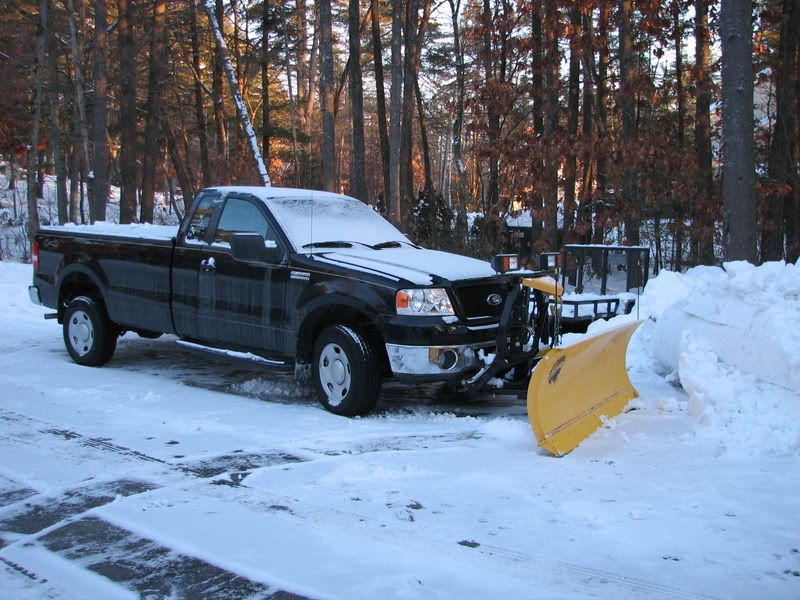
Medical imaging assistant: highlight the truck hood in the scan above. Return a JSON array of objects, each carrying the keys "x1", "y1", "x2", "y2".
[{"x1": 309, "y1": 246, "x2": 497, "y2": 286}]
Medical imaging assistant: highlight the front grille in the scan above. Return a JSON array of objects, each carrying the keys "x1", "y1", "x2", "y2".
[{"x1": 455, "y1": 282, "x2": 508, "y2": 319}]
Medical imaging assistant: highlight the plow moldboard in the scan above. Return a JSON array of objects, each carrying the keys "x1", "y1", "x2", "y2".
[{"x1": 527, "y1": 320, "x2": 643, "y2": 456}]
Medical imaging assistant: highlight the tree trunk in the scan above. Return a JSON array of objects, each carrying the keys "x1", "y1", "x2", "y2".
[
  {"x1": 118, "y1": 0, "x2": 137, "y2": 223},
  {"x1": 720, "y1": 0, "x2": 757, "y2": 262},
  {"x1": 140, "y1": 0, "x2": 167, "y2": 223},
  {"x1": 203, "y1": 0, "x2": 271, "y2": 186},
  {"x1": 27, "y1": 0, "x2": 47, "y2": 243},
  {"x1": 191, "y1": 0, "x2": 212, "y2": 187},
  {"x1": 212, "y1": 0, "x2": 228, "y2": 157},
  {"x1": 592, "y1": 2, "x2": 610, "y2": 244},
  {"x1": 281, "y1": 2, "x2": 301, "y2": 184},
  {"x1": 693, "y1": 0, "x2": 715, "y2": 263},
  {"x1": 90, "y1": 0, "x2": 109, "y2": 222},
  {"x1": 619, "y1": 0, "x2": 639, "y2": 244},
  {"x1": 529, "y1": 3, "x2": 544, "y2": 252},
  {"x1": 577, "y1": 5, "x2": 594, "y2": 243},
  {"x1": 415, "y1": 77, "x2": 433, "y2": 193},
  {"x1": 319, "y1": 0, "x2": 336, "y2": 191},
  {"x1": 348, "y1": 0, "x2": 368, "y2": 201},
  {"x1": 388, "y1": 0, "x2": 403, "y2": 224},
  {"x1": 297, "y1": 0, "x2": 309, "y2": 121},
  {"x1": 66, "y1": 0, "x2": 93, "y2": 220},
  {"x1": 261, "y1": 0, "x2": 271, "y2": 165},
  {"x1": 371, "y1": 0, "x2": 390, "y2": 205},
  {"x1": 542, "y1": 0, "x2": 559, "y2": 251},
  {"x1": 46, "y1": 10, "x2": 68, "y2": 225},
  {"x1": 481, "y1": 0, "x2": 500, "y2": 223},
  {"x1": 563, "y1": 5, "x2": 581, "y2": 243},
  {"x1": 303, "y1": 6, "x2": 320, "y2": 133},
  {"x1": 163, "y1": 118, "x2": 196, "y2": 212},
  {"x1": 448, "y1": 0, "x2": 467, "y2": 222},
  {"x1": 762, "y1": 0, "x2": 798, "y2": 261},
  {"x1": 672, "y1": 0, "x2": 685, "y2": 270},
  {"x1": 399, "y1": 0, "x2": 420, "y2": 213}
]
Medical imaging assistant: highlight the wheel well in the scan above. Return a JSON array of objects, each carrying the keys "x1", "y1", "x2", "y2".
[
  {"x1": 298, "y1": 306, "x2": 389, "y2": 374},
  {"x1": 58, "y1": 273, "x2": 104, "y2": 321}
]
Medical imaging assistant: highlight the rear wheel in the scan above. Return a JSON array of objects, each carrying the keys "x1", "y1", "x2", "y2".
[
  {"x1": 312, "y1": 325, "x2": 382, "y2": 416},
  {"x1": 62, "y1": 296, "x2": 118, "y2": 366}
]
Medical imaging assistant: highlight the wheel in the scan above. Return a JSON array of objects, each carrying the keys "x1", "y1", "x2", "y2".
[
  {"x1": 62, "y1": 296, "x2": 118, "y2": 366},
  {"x1": 312, "y1": 325, "x2": 382, "y2": 416}
]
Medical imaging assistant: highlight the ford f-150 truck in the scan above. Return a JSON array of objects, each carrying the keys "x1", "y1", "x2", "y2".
[{"x1": 30, "y1": 186, "x2": 554, "y2": 416}]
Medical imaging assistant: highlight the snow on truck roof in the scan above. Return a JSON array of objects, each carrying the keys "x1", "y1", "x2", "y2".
[{"x1": 206, "y1": 186, "x2": 351, "y2": 202}]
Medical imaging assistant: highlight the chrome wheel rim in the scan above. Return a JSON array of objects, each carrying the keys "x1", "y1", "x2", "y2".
[
  {"x1": 68, "y1": 310, "x2": 94, "y2": 357},
  {"x1": 318, "y1": 343, "x2": 351, "y2": 406}
]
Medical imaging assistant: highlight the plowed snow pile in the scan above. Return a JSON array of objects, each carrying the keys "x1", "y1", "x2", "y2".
[{"x1": 595, "y1": 260, "x2": 800, "y2": 456}]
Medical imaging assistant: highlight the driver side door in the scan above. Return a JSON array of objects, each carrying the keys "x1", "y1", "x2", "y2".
[{"x1": 200, "y1": 194, "x2": 286, "y2": 352}]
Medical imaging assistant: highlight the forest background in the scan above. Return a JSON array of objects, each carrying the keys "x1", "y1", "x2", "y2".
[{"x1": 1, "y1": 0, "x2": 797, "y2": 268}]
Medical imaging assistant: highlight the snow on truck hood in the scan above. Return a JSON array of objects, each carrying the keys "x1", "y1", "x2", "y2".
[{"x1": 312, "y1": 246, "x2": 496, "y2": 285}]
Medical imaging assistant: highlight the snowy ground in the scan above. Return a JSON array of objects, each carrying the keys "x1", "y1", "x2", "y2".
[{"x1": 1, "y1": 259, "x2": 799, "y2": 599}]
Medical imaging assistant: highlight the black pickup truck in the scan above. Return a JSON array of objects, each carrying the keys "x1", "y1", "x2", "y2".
[{"x1": 30, "y1": 186, "x2": 552, "y2": 415}]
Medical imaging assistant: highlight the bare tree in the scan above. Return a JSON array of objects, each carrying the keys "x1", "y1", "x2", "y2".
[
  {"x1": 619, "y1": 0, "x2": 639, "y2": 244},
  {"x1": 693, "y1": 0, "x2": 715, "y2": 263},
  {"x1": 118, "y1": 0, "x2": 137, "y2": 223},
  {"x1": 27, "y1": 0, "x2": 47, "y2": 242},
  {"x1": 203, "y1": 0, "x2": 271, "y2": 186},
  {"x1": 720, "y1": 0, "x2": 757, "y2": 262},
  {"x1": 348, "y1": 0, "x2": 367, "y2": 201},
  {"x1": 211, "y1": 0, "x2": 228, "y2": 156},
  {"x1": 91, "y1": 0, "x2": 109, "y2": 222},
  {"x1": 542, "y1": 0, "x2": 559, "y2": 251},
  {"x1": 762, "y1": 0, "x2": 798, "y2": 261},
  {"x1": 388, "y1": 0, "x2": 403, "y2": 224},
  {"x1": 46, "y1": 6, "x2": 68, "y2": 225},
  {"x1": 66, "y1": 0, "x2": 93, "y2": 220},
  {"x1": 260, "y1": 0, "x2": 271, "y2": 165},
  {"x1": 320, "y1": 0, "x2": 335, "y2": 191},
  {"x1": 191, "y1": 0, "x2": 212, "y2": 187},
  {"x1": 140, "y1": 0, "x2": 167, "y2": 223},
  {"x1": 370, "y1": 0, "x2": 389, "y2": 204}
]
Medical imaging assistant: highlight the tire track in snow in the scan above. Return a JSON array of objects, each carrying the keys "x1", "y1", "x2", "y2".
[{"x1": 199, "y1": 483, "x2": 719, "y2": 600}]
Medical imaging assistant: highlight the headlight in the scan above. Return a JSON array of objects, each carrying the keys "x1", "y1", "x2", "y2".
[{"x1": 396, "y1": 288, "x2": 454, "y2": 316}]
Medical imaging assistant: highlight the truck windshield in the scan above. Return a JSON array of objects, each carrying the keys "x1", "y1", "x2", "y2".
[{"x1": 266, "y1": 195, "x2": 408, "y2": 252}]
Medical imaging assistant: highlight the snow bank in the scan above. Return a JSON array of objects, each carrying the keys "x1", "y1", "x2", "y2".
[{"x1": 613, "y1": 260, "x2": 800, "y2": 455}]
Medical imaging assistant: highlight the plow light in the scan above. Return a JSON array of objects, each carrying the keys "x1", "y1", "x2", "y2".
[{"x1": 492, "y1": 254, "x2": 519, "y2": 273}]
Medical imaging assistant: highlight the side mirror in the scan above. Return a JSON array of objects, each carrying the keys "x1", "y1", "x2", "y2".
[{"x1": 231, "y1": 233, "x2": 280, "y2": 263}]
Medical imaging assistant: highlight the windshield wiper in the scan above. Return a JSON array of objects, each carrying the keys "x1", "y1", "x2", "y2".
[
  {"x1": 302, "y1": 240, "x2": 354, "y2": 248},
  {"x1": 371, "y1": 241, "x2": 403, "y2": 249}
]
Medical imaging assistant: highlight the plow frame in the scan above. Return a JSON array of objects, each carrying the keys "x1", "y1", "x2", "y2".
[
  {"x1": 458, "y1": 273, "x2": 559, "y2": 393},
  {"x1": 459, "y1": 273, "x2": 641, "y2": 456}
]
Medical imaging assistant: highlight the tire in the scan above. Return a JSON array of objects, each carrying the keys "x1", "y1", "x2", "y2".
[
  {"x1": 312, "y1": 325, "x2": 382, "y2": 416},
  {"x1": 62, "y1": 296, "x2": 118, "y2": 366}
]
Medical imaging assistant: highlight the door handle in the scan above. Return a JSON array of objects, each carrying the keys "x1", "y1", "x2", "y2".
[{"x1": 200, "y1": 257, "x2": 216, "y2": 273}]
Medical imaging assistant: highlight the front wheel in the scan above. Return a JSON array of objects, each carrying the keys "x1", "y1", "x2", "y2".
[
  {"x1": 62, "y1": 296, "x2": 118, "y2": 366},
  {"x1": 312, "y1": 325, "x2": 382, "y2": 416}
]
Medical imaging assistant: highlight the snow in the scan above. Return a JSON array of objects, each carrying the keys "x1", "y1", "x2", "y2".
[
  {"x1": 40, "y1": 221, "x2": 178, "y2": 241},
  {"x1": 316, "y1": 247, "x2": 496, "y2": 285},
  {"x1": 2, "y1": 258, "x2": 800, "y2": 598}
]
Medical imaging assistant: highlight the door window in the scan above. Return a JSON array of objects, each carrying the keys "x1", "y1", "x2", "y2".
[
  {"x1": 184, "y1": 192, "x2": 222, "y2": 244},
  {"x1": 213, "y1": 197, "x2": 270, "y2": 246}
]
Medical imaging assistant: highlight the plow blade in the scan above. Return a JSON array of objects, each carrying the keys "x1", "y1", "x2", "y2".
[{"x1": 527, "y1": 321, "x2": 643, "y2": 457}]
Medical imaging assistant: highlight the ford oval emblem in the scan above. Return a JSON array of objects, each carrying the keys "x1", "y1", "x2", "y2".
[{"x1": 487, "y1": 293, "x2": 503, "y2": 306}]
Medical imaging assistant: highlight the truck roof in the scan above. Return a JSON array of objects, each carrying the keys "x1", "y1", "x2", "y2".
[{"x1": 204, "y1": 186, "x2": 353, "y2": 203}]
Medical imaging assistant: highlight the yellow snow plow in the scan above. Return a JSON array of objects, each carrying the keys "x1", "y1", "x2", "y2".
[
  {"x1": 526, "y1": 319, "x2": 642, "y2": 456},
  {"x1": 460, "y1": 274, "x2": 642, "y2": 456}
]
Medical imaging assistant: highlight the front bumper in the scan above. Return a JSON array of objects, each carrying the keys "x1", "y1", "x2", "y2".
[{"x1": 385, "y1": 342, "x2": 491, "y2": 381}]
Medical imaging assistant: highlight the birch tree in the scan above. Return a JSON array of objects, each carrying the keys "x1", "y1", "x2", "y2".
[{"x1": 203, "y1": 0, "x2": 271, "y2": 186}]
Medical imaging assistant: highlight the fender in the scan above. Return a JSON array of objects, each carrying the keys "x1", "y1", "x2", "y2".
[{"x1": 56, "y1": 261, "x2": 110, "y2": 308}]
